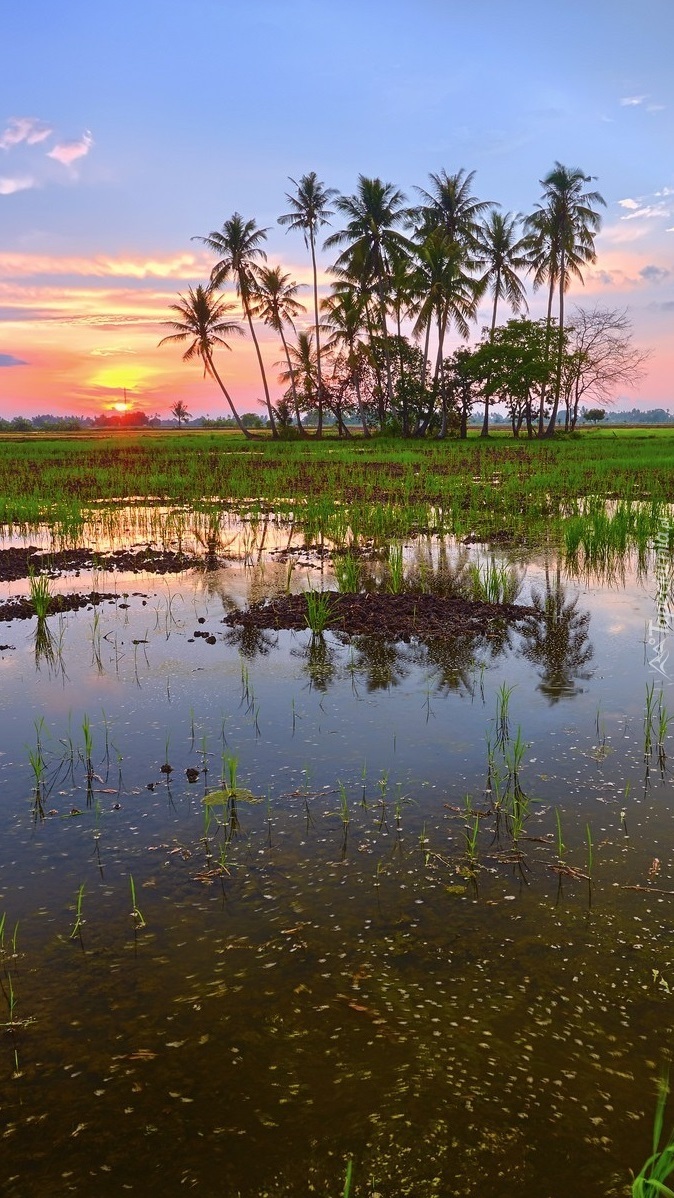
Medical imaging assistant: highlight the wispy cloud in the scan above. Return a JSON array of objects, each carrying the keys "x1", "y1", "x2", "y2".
[
  {"x1": 0, "y1": 117, "x2": 52, "y2": 151},
  {"x1": 0, "y1": 250, "x2": 211, "y2": 280},
  {"x1": 640, "y1": 265, "x2": 670, "y2": 283},
  {"x1": 0, "y1": 352, "x2": 28, "y2": 367},
  {"x1": 619, "y1": 95, "x2": 665, "y2": 114},
  {"x1": 47, "y1": 131, "x2": 93, "y2": 168},
  {"x1": 618, "y1": 198, "x2": 640, "y2": 210},
  {"x1": 0, "y1": 176, "x2": 36, "y2": 196},
  {"x1": 622, "y1": 203, "x2": 671, "y2": 222}
]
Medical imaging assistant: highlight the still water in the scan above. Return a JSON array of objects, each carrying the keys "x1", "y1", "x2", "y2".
[{"x1": 0, "y1": 518, "x2": 672, "y2": 1196}]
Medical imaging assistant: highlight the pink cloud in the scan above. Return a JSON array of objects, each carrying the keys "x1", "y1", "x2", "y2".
[
  {"x1": 0, "y1": 176, "x2": 36, "y2": 195},
  {"x1": 0, "y1": 250, "x2": 212, "y2": 279},
  {"x1": 0, "y1": 116, "x2": 52, "y2": 151},
  {"x1": 47, "y1": 131, "x2": 93, "y2": 167}
]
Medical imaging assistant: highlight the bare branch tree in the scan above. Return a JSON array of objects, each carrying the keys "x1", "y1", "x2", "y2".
[{"x1": 563, "y1": 306, "x2": 650, "y2": 430}]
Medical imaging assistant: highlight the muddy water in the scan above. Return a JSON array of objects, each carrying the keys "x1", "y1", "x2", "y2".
[{"x1": 0, "y1": 519, "x2": 672, "y2": 1196}]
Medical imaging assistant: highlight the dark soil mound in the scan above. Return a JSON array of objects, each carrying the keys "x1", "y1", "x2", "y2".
[{"x1": 222, "y1": 591, "x2": 534, "y2": 641}]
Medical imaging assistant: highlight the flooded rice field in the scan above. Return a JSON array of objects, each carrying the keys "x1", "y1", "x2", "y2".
[{"x1": 0, "y1": 507, "x2": 673, "y2": 1196}]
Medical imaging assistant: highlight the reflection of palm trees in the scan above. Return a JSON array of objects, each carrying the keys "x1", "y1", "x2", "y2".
[
  {"x1": 519, "y1": 568, "x2": 593, "y2": 701},
  {"x1": 344, "y1": 636, "x2": 411, "y2": 692},
  {"x1": 295, "y1": 633, "x2": 337, "y2": 691},
  {"x1": 224, "y1": 624, "x2": 278, "y2": 659}
]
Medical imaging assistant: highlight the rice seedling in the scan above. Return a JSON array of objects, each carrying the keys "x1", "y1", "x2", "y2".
[
  {"x1": 343, "y1": 1159, "x2": 353, "y2": 1198},
  {"x1": 334, "y1": 553, "x2": 360, "y2": 593},
  {"x1": 464, "y1": 815, "x2": 480, "y2": 872},
  {"x1": 129, "y1": 874, "x2": 146, "y2": 929},
  {"x1": 337, "y1": 780, "x2": 350, "y2": 828},
  {"x1": 70, "y1": 884, "x2": 86, "y2": 940},
  {"x1": 495, "y1": 682, "x2": 515, "y2": 747},
  {"x1": 631, "y1": 1071, "x2": 674, "y2": 1197},
  {"x1": 555, "y1": 809, "x2": 566, "y2": 864},
  {"x1": 387, "y1": 544, "x2": 404, "y2": 593},
  {"x1": 28, "y1": 569, "x2": 51, "y2": 619},
  {"x1": 467, "y1": 558, "x2": 521, "y2": 605},
  {"x1": 645, "y1": 681, "x2": 657, "y2": 758},
  {"x1": 657, "y1": 694, "x2": 674, "y2": 768},
  {"x1": 586, "y1": 823, "x2": 594, "y2": 882},
  {"x1": 304, "y1": 589, "x2": 332, "y2": 634}
]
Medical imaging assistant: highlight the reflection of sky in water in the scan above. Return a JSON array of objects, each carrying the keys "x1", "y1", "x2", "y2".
[{"x1": 1, "y1": 531, "x2": 674, "y2": 1195}]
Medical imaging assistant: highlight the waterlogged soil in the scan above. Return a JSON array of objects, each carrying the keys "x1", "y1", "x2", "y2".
[
  {"x1": 0, "y1": 519, "x2": 672, "y2": 1197},
  {"x1": 0, "y1": 545, "x2": 200, "y2": 584},
  {"x1": 223, "y1": 590, "x2": 534, "y2": 639}
]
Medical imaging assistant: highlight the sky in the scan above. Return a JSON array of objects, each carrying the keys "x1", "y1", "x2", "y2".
[{"x1": 0, "y1": 0, "x2": 672, "y2": 419}]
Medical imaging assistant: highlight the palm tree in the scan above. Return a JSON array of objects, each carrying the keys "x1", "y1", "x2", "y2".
[
  {"x1": 249, "y1": 266, "x2": 307, "y2": 432},
  {"x1": 412, "y1": 228, "x2": 482, "y2": 436},
  {"x1": 278, "y1": 173, "x2": 337, "y2": 437},
  {"x1": 474, "y1": 211, "x2": 529, "y2": 436},
  {"x1": 158, "y1": 285, "x2": 252, "y2": 438},
  {"x1": 197, "y1": 213, "x2": 278, "y2": 437},
  {"x1": 525, "y1": 164, "x2": 605, "y2": 436},
  {"x1": 414, "y1": 168, "x2": 492, "y2": 259},
  {"x1": 170, "y1": 399, "x2": 192, "y2": 427},
  {"x1": 325, "y1": 176, "x2": 411, "y2": 418},
  {"x1": 322, "y1": 287, "x2": 370, "y2": 436},
  {"x1": 277, "y1": 329, "x2": 327, "y2": 432}
]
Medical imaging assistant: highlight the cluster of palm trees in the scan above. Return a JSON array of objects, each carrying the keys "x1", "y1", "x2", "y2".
[{"x1": 159, "y1": 164, "x2": 605, "y2": 439}]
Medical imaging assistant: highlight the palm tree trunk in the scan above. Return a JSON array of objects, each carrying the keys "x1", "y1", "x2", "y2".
[
  {"x1": 309, "y1": 229, "x2": 323, "y2": 439},
  {"x1": 480, "y1": 277, "x2": 500, "y2": 438},
  {"x1": 204, "y1": 350, "x2": 254, "y2": 439},
  {"x1": 538, "y1": 279, "x2": 556, "y2": 437},
  {"x1": 350, "y1": 341, "x2": 370, "y2": 437},
  {"x1": 244, "y1": 302, "x2": 278, "y2": 437},
  {"x1": 546, "y1": 254, "x2": 566, "y2": 437},
  {"x1": 279, "y1": 326, "x2": 305, "y2": 434},
  {"x1": 376, "y1": 267, "x2": 395, "y2": 421}
]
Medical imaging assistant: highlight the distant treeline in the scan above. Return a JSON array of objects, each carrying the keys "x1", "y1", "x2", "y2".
[{"x1": 0, "y1": 407, "x2": 670, "y2": 433}]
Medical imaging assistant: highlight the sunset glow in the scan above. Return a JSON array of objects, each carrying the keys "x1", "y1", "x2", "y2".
[{"x1": 1, "y1": 1, "x2": 671, "y2": 419}]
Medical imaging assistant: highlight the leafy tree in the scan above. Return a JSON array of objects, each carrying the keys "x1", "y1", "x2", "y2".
[
  {"x1": 278, "y1": 173, "x2": 337, "y2": 438},
  {"x1": 158, "y1": 284, "x2": 252, "y2": 438},
  {"x1": 582, "y1": 407, "x2": 606, "y2": 424},
  {"x1": 474, "y1": 211, "x2": 529, "y2": 436},
  {"x1": 170, "y1": 400, "x2": 191, "y2": 427},
  {"x1": 471, "y1": 318, "x2": 557, "y2": 437},
  {"x1": 198, "y1": 213, "x2": 278, "y2": 437}
]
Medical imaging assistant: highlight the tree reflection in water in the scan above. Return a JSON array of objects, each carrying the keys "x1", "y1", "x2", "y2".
[{"x1": 519, "y1": 568, "x2": 593, "y2": 701}]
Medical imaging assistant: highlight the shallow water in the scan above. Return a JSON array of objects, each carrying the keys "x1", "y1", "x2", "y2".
[{"x1": 0, "y1": 518, "x2": 673, "y2": 1196}]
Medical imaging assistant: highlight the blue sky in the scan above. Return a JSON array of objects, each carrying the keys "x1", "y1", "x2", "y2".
[{"x1": 1, "y1": 0, "x2": 672, "y2": 415}]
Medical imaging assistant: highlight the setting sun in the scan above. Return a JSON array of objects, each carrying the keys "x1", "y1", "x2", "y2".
[{"x1": 88, "y1": 364, "x2": 154, "y2": 392}]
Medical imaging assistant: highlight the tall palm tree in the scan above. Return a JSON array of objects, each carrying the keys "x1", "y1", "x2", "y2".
[
  {"x1": 158, "y1": 285, "x2": 252, "y2": 438},
  {"x1": 249, "y1": 265, "x2": 307, "y2": 432},
  {"x1": 322, "y1": 287, "x2": 370, "y2": 437},
  {"x1": 197, "y1": 213, "x2": 278, "y2": 437},
  {"x1": 474, "y1": 211, "x2": 529, "y2": 436},
  {"x1": 414, "y1": 168, "x2": 492, "y2": 259},
  {"x1": 278, "y1": 173, "x2": 337, "y2": 437},
  {"x1": 278, "y1": 329, "x2": 318, "y2": 424},
  {"x1": 525, "y1": 164, "x2": 605, "y2": 436},
  {"x1": 325, "y1": 176, "x2": 411, "y2": 417},
  {"x1": 412, "y1": 228, "x2": 482, "y2": 436}
]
